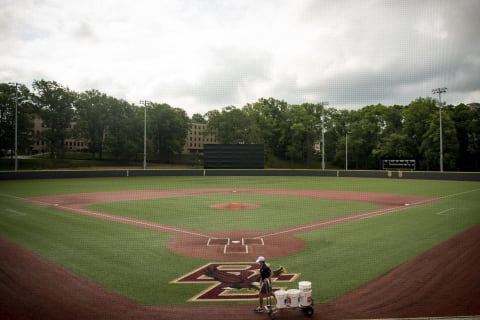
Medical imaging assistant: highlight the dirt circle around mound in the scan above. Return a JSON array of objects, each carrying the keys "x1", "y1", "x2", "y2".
[{"x1": 209, "y1": 202, "x2": 261, "y2": 210}]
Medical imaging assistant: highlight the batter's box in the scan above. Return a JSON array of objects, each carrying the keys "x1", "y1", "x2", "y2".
[
  {"x1": 243, "y1": 238, "x2": 264, "y2": 246},
  {"x1": 207, "y1": 238, "x2": 229, "y2": 246},
  {"x1": 224, "y1": 244, "x2": 248, "y2": 254}
]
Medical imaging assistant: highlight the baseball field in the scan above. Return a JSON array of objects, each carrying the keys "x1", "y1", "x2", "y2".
[{"x1": 1, "y1": 175, "x2": 479, "y2": 319}]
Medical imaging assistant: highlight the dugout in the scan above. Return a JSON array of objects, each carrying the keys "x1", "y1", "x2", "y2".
[{"x1": 203, "y1": 144, "x2": 264, "y2": 169}]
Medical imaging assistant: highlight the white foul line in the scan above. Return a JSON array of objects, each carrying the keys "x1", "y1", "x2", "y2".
[
  {"x1": 4, "y1": 208, "x2": 26, "y2": 216},
  {"x1": 436, "y1": 208, "x2": 455, "y2": 216},
  {"x1": 257, "y1": 199, "x2": 433, "y2": 239},
  {"x1": 256, "y1": 188, "x2": 480, "y2": 239}
]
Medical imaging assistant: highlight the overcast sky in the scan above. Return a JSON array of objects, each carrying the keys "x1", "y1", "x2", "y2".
[{"x1": 1, "y1": 0, "x2": 479, "y2": 115}]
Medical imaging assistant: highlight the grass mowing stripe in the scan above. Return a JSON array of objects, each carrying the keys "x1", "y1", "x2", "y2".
[
  {"x1": 270, "y1": 193, "x2": 480, "y2": 303},
  {"x1": 4, "y1": 208, "x2": 27, "y2": 216},
  {"x1": 0, "y1": 199, "x2": 207, "y2": 305},
  {"x1": 87, "y1": 194, "x2": 378, "y2": 231},
  {"x1": 1, "y1": 176, "x2": 479, "y2": 197},
  {"x1": 1, "y1": 177, "x2": 478, "y2": 305}
]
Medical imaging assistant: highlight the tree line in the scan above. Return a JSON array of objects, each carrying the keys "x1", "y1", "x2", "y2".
[
  {"x1": 1, "y1": 80, "x2": 479, "y2": 171},
  {"x1": 1, "y1": 80, "x2": 190, "y2": 163},
  {"x1": 206, "y1": 98, "x2": 479, "y2": 171}
]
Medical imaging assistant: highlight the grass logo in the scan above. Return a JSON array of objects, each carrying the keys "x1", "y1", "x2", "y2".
[{"x1": 171, "y1": 262, "x2": 300, "y2": 302}]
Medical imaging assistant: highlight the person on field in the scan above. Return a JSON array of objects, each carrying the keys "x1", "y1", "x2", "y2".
[{"x1": 254, "y1": 256, "x2": 274, "y2": 313}]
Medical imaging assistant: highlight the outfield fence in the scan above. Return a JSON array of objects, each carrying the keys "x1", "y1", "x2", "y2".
[{"x1": 1, "y1": 169, "x2": 479, "y2": 181}]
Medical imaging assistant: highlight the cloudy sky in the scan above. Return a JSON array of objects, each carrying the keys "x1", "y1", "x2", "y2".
[{"x1": 1, "y1": 0, "x2": 479, "y2": 115}]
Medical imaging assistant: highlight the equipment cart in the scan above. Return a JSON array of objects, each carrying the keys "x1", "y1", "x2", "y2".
[{"x1": 264, "y1": 281, "x2": 314, "y2": 319}]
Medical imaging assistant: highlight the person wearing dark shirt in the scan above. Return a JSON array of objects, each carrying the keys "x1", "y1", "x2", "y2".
[{"x1": 254, "y1": 256, "x2": 274, "y2": 313}]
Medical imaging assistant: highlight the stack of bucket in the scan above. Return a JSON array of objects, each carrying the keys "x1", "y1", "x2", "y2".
[
  {"x1": 298, "y1": 281, "x2": 312, "y2": 306},
  {"x1": 274, "y1": 281, "x2": 312, "y2": 309}
]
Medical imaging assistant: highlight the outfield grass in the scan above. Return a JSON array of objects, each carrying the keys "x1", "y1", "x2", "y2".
[
  {"x1": 2, "y1": 175, "x2": 478, "y2": 197},
  {"x1": 0, "y1": 176, "x2": 479, "y2": 305}
]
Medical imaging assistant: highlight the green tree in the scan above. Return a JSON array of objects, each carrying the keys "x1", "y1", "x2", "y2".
[
  {"x1": 191, "y1": 113, "x2": 207, "y2": 124},
  {"x1": 346, "y1": 104, "x2": 391, "y2": 169},
  {"x1": 74, "y1": 90, "x2": 110, "y2": 160},
  {"x1": 32, "y1": 80, "x2": 75, "y2": 158},
  {"x1": 285, "y1": 103, "x2": 324, "y2": 166},
  {"x1": 242, "y1": 98, "x2": 289, "y2": 163},
  {"x1": 329, "y1": 109, "x2": 353, "y2": 169},
  {"x1": 104, "y1": 99, "x2": 140, "y2": 160},
  {"x1": 402, "y1": 98, "x2": 437, "y2": 170},
  {"x1": 0, "y1": 83, "x2": 35, "y2": 158},
  {"x1": 148, "y1": 103, "x2": 191, "y2": 162},
  {"x1": 451, "y1": 104, "x2": 480, "y2": 171},
  {"x1": 371, "y1": 105, "x2": 412, "y2": 164},
  {"x1": 205, "y1": 106, "x2": 259, "y2": 144},
  {"x1": 465, "y1": 106, "x2": 480, "y2": 170},
  {"x1": 420, "y1": 105, "x2": 459, "y2": 171}
]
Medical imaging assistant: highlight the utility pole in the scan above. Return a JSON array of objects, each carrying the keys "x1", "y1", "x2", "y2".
[
  {"x1": 432, "y1": 87, "x2": 447, "y2": 172},
  {"x1": 139, "y1": 100, "x2": 151, "y2": 169}
]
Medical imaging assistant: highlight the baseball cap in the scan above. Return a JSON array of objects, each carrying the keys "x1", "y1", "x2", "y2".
[{"x1": 256, "y1": 256, "x2": 265, "y2": 263}]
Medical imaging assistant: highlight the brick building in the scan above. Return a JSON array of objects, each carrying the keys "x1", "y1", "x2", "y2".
[
  {"x1": 30, "y1": 116, "x2": 216, "y2": 155},
  {"x1": 31, "y1": 115, "x2": 87, "y2": 154},
  {"x1": 182, "y1": 123, "x2": 218, "y2": 154}
]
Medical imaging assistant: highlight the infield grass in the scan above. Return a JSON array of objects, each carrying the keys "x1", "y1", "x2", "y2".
[
  {"x1": 87, "y1": 194, "x2": 379, "y2": 231},
  {"x1": 1, "y1": 176, "x2": 479, "y2": 304}
]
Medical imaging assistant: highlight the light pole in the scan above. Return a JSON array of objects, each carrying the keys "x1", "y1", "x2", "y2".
[
  {"x1": 320, "y1": 101, "x2": 328, "y2": 170},
  {"x1": 8, "y1": 82, "x2": 19, "y2": 171},
  {"x1": 345, "y1": 122, "x2": 349, "y2": 171},
  {"x1": 139, "y1": 100, "x2": 151, "y2": 169},
  {"x1": 432, "y1": 87, "x2": 447, "y2": 172}
]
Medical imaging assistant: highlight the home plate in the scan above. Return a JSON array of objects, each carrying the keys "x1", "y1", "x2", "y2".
[
  {"x1": 231, "y1": 240, "x2": 241, "y2": 244},
  {"x1": 405, "y1": 203, "x2": 410, "y2": 206}
]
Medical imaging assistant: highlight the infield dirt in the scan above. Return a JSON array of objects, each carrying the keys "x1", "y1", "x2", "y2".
[{"x1": 1, "y1": 189, "x2": 479, "y2": 319}]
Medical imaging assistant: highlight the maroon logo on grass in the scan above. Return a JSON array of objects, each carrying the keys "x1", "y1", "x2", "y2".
[{"x1": 171, "y1": 262, "x2": 299, "y2": 301}]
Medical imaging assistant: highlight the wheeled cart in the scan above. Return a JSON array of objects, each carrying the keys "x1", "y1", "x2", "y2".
[
  {"x1": 265, "y1": 300, "x2": 314, "y2": 319},
  {"x1": 264, "y1": 281, "x2": 314, "y2": 319}
]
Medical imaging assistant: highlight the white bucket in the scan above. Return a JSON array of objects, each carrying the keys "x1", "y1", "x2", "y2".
[
  {"x1": 299, "y1": 290, "x2": 312, "y2": 306},
  {"x1": 287, "y1": 289, "x2": 300, "y2": 307},
  {"x1": 298, "y1": 281, "x2": 311, "y2": 292},
  {"x1": 274, "y1": 290, "x2": 288, "y2": 309}
]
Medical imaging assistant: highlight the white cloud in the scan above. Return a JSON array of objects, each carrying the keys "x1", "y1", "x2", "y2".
[{"x1": 0, "y1": 0, "x2": 479, "y2": 115}]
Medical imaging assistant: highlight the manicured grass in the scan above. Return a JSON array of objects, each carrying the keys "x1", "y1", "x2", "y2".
[
  {"x1": 1, "y1": 176, "x2": 479, "y2": 305},
  {"x1": 274, "y1": 195, "x2": 480, "y2": 302},
  {"x1": 0, "y1": 196, "x2": 206, "y2": 305},
  {"x1": 1, "y1": 175, "x2": 478, "y2": 197},
  {"x1": 87, "y1": 194, "x2": 378, "y2": 231}
]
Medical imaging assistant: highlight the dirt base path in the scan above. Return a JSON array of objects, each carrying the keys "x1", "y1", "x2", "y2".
[
  {"x1": 2, "y1": 189, "x2": 479, "y2": 319},
  {"x1": 24, "y1": 189, "x2": 433, "y2": 260}
]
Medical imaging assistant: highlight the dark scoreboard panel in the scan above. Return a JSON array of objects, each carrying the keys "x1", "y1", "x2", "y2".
[{"x1": 204, "y1": 144, "x2": 264, "y2": 169}]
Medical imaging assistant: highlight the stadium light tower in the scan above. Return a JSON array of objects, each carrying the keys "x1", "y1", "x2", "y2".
[
  {"x1": 345, "y1": 122, "x2": 349, "y2": 171},
  {"x1": 139, "y1": 100, "x2": 152, "y2": 169},
  {"x1": 432, "y1": 87, "x2": 447, "y2": 172},
  {"x1": 8, "y1": 82, "x2": 19, "y2": 171},
  {"x1": 320, "y1": 101, "x2": 328, "y2": 170}
]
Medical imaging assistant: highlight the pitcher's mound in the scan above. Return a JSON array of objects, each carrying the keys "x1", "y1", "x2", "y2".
[{"x1": 209, "y1": 202, "x2": 260, "y2": 210}]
